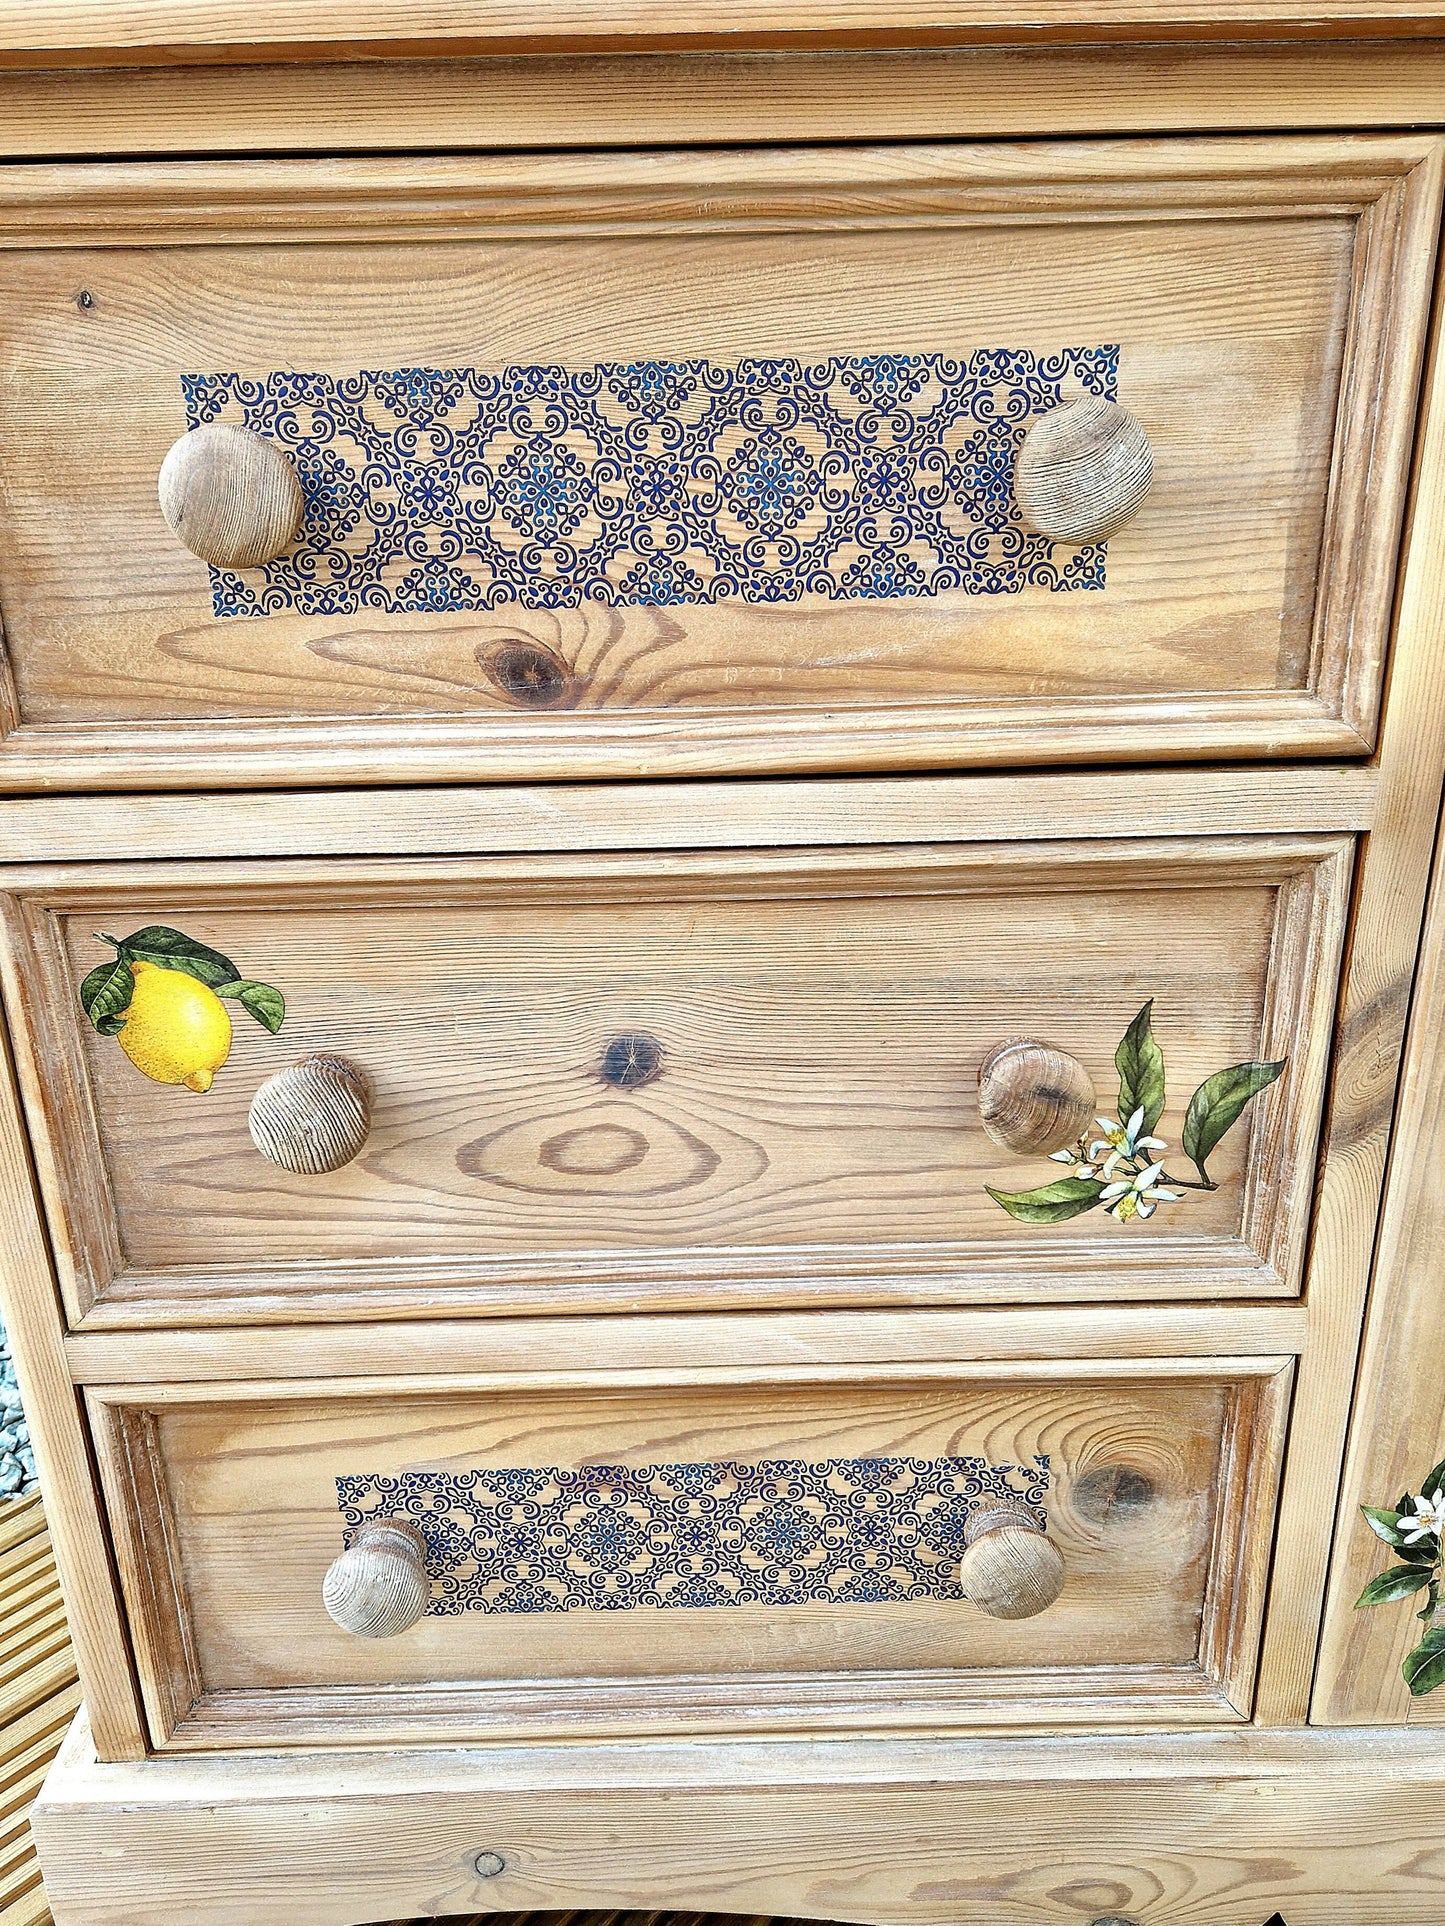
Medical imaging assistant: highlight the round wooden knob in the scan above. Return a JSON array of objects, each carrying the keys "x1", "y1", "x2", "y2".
[
  {"x1": 158, "y1": 423, "x2": 303, "y2": 568},
  {"x1": 959, "y1": 1505, "x2": 1066, "y2": 1620},
  {"x1": 1015, "y1": 396, "x2": 1153, "y2": 544},
  {"x1": 978, "y1": 1037, "x2": 1095, "y2": 1156},
  {"x1": 249, "y1": 1055, "x2": 370, "y2": 1174},
  {"x1": 323, "y1": 1520, "x2": 429, "y2": 1638}
]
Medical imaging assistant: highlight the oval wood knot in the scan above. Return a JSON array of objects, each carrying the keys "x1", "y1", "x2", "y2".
[
  {"x1": 249, "y1": 1054, "x2": 371, "y2": 1175},
  {"x1": 158, "y1": 422, "x2": 304, "y2": 568},
  {"x1": 600, "y1": 1032, "x2": 664, "y2": 1089},
  {"x1": 1014, "y1": 396, "x2": 1153, "y2": 545},
  {"x1": 958, "y1": 1503, "x2": 1066, "y2": 1620},
  {"x1": 322, "y1": 1520, "x2": 430, "y2": 1639},
  {"x1": 977, "y1": 1037, "x2": 1096, "y2": 1156}
]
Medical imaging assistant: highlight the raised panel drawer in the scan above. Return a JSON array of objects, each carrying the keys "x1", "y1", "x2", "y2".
[
  {"x1": 0, "y1": 135, "x2": 1437, "y2": 790},
  {"x1": 0, "y1": 835, "x2": 1350, "y2": 1325},
  {"x1": 86, "y1": 1352, "x2": 1293, "y2": 1750}
]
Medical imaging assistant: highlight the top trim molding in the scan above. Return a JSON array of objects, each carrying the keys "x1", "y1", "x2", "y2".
[{"x1": 4, "y1": 4, "x2": 1445, "y2": 70}]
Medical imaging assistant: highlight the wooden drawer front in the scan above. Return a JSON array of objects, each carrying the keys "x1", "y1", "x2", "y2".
[
  {"x1": 0, "y1": 136, "x2": 1437, "y2": 792},
  {"x1": 0, "y1": 837, "x2": 1350, "y2": 1324},
  {"x1": 87, "y1": 1356, "x2": 1293, "y2": 1750}
]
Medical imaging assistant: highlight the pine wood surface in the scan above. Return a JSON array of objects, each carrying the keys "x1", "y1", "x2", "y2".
[
  {"x1": 32, "y1": 1713, "x2": 1445, "y2": 1926},
  {"x1": 83, "y1": 1358, "x2": 1289, "y2": 1749},
  {"x1": 0, "y1": 137, "x2": 1434, "y2": 788},
  {"x1": 1313, "y1": 726, "x2": 1445, "y2": 1723},
  {"x1": 0, "y1": 45, "x2": 1444, "y2": 158},
  {"x1": 4, "y1": 1, "x2": 1445, "y2": 67},
  {"x1": 0, "y1": 837, "x2": 1348, "y2": 1325},
  {"x1": 0, "y1": 1020, "x2": 149, "y2": 1761},
  {"x1": 1248, "y1": 163, "x2": 1445, "y2": 1724},
  {"x1": 0, "y1": 767, "x2": 1381, "y2": 865}
]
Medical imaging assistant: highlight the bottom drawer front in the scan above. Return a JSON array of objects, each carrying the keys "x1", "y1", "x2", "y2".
[{"x1": 90, "y1": 1359, "x2": 1291, "y2": 1749}]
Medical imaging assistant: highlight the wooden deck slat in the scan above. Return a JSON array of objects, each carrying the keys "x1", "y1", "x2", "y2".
[{"x1": 0, "y1": 1501, "x2": 77, "y2": 1926}]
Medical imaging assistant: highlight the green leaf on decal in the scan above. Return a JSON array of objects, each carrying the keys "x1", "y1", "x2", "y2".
[
  {"x1": 1403, "y1": 1627, "x2": 1445, "y2": 1697},
  {"x1": 1421, "y1": 1458, "x2": 1445, "y2": 1503},
  {"x1": 78, "y1": 956, "x2": 134, "y2": 1034},
  {"x1": 1115, "y1": 999, "x2": 1166, "y2": 1136},
  {"x1": 214, "y1": 979, "x2": 285, "y2": 1034},
  {"x1": 985, "y1": 1176, "x2": 1107, "y2": 1225},
  {"x1": 1180, "y1": 1059, "x2": 1287, "y2": 1186},
  {"x1": 1356, "y1": 1565, "x2": 1436, "y2": 1608},
  {"x1": 113, "y1": 924, "x2": 240, "y2": 989},
  {"x1": 1361, "y1": 1506, "x2": 1408, "y2": 1547}
]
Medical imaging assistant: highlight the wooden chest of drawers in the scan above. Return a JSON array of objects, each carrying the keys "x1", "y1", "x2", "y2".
[{"x1": 2, "y1": 10, "x2": 1445, "y2": 1925}]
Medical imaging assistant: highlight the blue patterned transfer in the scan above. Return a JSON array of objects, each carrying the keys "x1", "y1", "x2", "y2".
[
  {"x1": 183, "y1": 346, "x2": 1117, "y2": 618},
  {"x1": 336, "y1": 1452, "x2": 1049, "y2": 1616}
]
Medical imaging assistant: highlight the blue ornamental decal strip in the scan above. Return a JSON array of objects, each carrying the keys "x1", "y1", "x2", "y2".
[
  {"x1": 182, "y1": 347, "x2": 1118, "y2": 618},
  {"x1": 335, "y1": 1453, "x2": 1050, "y2": 1616}
]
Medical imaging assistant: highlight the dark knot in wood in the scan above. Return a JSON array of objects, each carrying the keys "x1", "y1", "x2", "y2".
[
  {"x1": 599, "y1": 1032, "x2": 664, "y2": 1089},
  {"x1": 479, "y1": 639, "x2": 574, "y2": 708},
  {"x1": 1073, "y1": 1465, "x2": 1158, "y2": 1525}
]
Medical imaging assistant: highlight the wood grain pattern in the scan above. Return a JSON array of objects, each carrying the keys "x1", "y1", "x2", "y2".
[
  {"x1": 4, "y1": 46, "x2": 1445, "y2": 158},
  {"x1": 0, "y1": 767, "x2": 1381, "y2": 864},
  {"x1": 0, "y1": 837, "x2": 1350, "y2": 1325},
  {"x1": 6, "y1": 1, "x2": 1445, "y2": 66},
  {"x1": 0, "y1": 1006, "x2": 147, "y2": 1761},
  {"x1": 84, "y1": 1357, "x2": 1291, "y2": 1749},
  {"x1": 39, "y1": 1716, "x2": 1445, "y2": 1926},
  {"x1": 1251, "y1": 187, "x2": 1445, "y2": 1726},
  {"x1": 1313, "y1": 752, "x2": 1445, "y2": 1724},
  {"x1": 62, "y1": 1303, "x2": 1313, "y2": 1381},
  {"x1": 0, "y1": 136, "x2": 1434, "y2": 788}
]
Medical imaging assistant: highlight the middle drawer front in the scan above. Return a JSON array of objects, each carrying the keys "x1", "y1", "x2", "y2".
[
  {"x1": 1, "y1": 836, "x2": 1351, "y2": 1324},
  {"x1": 87, "y1": 1354, "x2": 1293, "y2": 1751}
]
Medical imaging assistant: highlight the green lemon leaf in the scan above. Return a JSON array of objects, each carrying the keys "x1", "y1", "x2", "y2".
[
  {"x1": 1419, "y1": 1578, "x2": 1441, "y2": 1624},
  {"x1": 985, "y1": 1176, "x2": 1106, "y2": 1225},
  {"x1": 1355, "y1": 1565, "x2": 1436, "y2": 1608},
  {"x1": 1361, "y1": 1506, "x2": 1408, "y2": 1546},
  {"x1": 1403, "y1": 1627, "x2": 1445, "y2": 1697},
  {"x1": 79, "y1": 957, "x2": 134, "y2": 1033},
  {"x1": 1115, "y1": 1000, "x2": 1166, "y2": 1136},
  {"x1": 1397, "y1": 1536, "x2": 1439, "y2": 1565},
  {"x1": 214, "y1": 979, "x2": 285, "y2": 1034},
  {"x1": 118, "y1": 924, "x2": 239, "y2": 989},
  {"x1": 1180, "y1": 1058, "x2": 1287, "y2": 1186},
  {"x1": 1421, "y1": 1458, "x2": 1445, "y2": 1503}
]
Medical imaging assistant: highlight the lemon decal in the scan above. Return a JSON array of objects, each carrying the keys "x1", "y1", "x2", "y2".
[
  {"x1": 116, "y1": 962, "x2": 232, "y2": 1092},
  {"x1": 79, "y1": 925, "x2": 285, "y2": 1094}
]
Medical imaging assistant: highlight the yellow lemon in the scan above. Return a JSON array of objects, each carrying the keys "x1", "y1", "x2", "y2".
[{"x1": 117, "y1": 960, "x2": 232, "y2": 1093}]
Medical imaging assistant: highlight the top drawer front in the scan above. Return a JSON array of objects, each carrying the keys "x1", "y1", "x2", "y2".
[{"x1": 0, "y1": 136, "x2": 1437, "y2": 792}]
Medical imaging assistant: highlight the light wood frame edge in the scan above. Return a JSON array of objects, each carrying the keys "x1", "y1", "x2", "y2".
[{"x1": 0, "y1": 1010, "x2": 151, "y2": 1761}]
